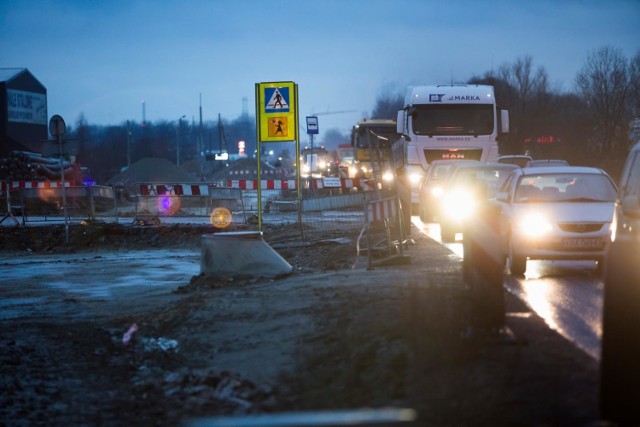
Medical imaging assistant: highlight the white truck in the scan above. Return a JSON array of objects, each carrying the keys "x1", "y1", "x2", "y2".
[{"x1": 394, "y1": 84, "x2": 510, "y2": 219}]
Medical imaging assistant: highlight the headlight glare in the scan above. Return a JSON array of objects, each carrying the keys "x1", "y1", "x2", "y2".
[
  {"x1": 518, "y1": 213, "x2": 552, "y2": 237},
  {"x1": 443, "y1": 189, "x2": 475, "y2": 220},
  {"x1": 431, "y1": 186, "x2": 444, "y2": 198},
  {"x1": 409, "y1": 172, "x2": 423, "y2": 186}
]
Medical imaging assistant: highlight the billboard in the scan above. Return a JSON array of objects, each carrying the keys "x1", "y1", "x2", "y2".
[{"x1": 7, "y1": 89, "x2": 47, "y2": 125}]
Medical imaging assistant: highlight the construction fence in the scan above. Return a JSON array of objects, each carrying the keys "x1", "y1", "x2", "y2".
[
  {"x1": 1, "y1": 181, "x2": 115, "y2": 226},
  {"x1": 1, "y1": 179, "x2": 407, "y2": 252}
]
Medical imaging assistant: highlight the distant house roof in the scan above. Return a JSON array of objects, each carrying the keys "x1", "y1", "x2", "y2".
[
  {"x1": 0, "y1": 68, "x2": 46, "y2": 90},
  {"x1": 0, "y1": 68, "x2": 27, "y2": 83},
  {"x1": 106, "y1": 157, "x2": 199, "y2": 187}
]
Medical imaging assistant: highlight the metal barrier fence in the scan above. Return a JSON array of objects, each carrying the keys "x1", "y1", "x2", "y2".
[
  {"x1": 223, "y1": 178, "x2": 383, "y2": 241},
  {"x1": 132, "y1": 183, "x2": 247, "y2": 226},
  {"x1": 1, "y1": 182, "x2": 115, "y2": 225},
  {"x1": 1, "y1": 179, "x2": 400, "y2": 244},
  {"x1": 1, "y1": 188, "x2": 23, "y2": 226},
  {"x1": 360, "y1": 196, "x2": 407, "y2": 268}
]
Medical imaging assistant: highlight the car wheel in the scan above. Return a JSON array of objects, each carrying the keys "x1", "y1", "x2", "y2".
[{"x1": 508, "y1": 240, "x2": 526, "y2": 276}]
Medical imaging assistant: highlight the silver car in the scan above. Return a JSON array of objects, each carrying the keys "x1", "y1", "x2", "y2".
[
  {"x1": 525, "y1": 159, "x2": 570, "y2": 167},
  {"x1": 494, "y1": 166, "x2": 617, "y2": 275}
]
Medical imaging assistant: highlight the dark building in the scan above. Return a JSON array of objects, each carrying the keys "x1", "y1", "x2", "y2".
[{"x1": 0, "y1": 68, "x2": 48, "y2": 156}]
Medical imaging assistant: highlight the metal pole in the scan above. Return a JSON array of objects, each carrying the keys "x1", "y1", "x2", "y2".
[
  {"x1": 199, "y1": 94, "x2": 204, "y2": 180},
  {"x1": 58, "y1": 134, "x2": 69, "y2": 244},
  {"x1": 177, "y1": 118, "x2": 180, "y2": 166},
  {"x1": 254, "y1": 84, "x2": 263, "y2": 233},
  {"x1": 128, "y1": 122, "x2": 132, "y2": 167},
  {"x1": 294, "y1": 84, "x2": 303, "y2": 241},
  {"x1": 177, "y1": 115, "x2": 185, "y2": 166},
  {"x1": 309, "y1": 134, "x2": 315, "y2": 197}
]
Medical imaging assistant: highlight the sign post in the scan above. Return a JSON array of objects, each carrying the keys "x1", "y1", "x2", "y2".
[
  {"x1": 49, "y1": 114, "x2": 69, "y2": 244},
  {"x1": 255, "y1": 81, "x2": 299, "y2": 233},
  {"x1": 305, "y1": 116, "x2": 319, "y2": 195}
]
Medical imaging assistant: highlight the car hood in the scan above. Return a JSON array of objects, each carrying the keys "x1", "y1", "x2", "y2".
[{"x1": 513, "y1": 202, "x2": 615, "y2": 223}]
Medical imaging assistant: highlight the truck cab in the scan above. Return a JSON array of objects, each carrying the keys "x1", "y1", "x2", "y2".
[{"x1": 395, "y1": 84, "x2": 509, "y2": 214}]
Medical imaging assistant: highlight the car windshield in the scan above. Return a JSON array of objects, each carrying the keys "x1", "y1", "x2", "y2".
[
  {"x1": 429, "y1": 164, "x2": 454, "y2": 181},
  {"x1": 514, "y1": 173, "x2": 617, "y2": 203},
  {"x1": 450, "y1": 165, "x2": 516, "y2": 195}
]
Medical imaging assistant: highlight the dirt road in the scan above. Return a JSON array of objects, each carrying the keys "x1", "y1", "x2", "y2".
[{"x1": 0, "y1": 222, "x2": 599, "y2": 426}]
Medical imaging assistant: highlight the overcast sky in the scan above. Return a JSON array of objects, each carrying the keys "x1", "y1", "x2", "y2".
[{"x1": 2, "y1": 0, "x2": 639, "y2": 138}]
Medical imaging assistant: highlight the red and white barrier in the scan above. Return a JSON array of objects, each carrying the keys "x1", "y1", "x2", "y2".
[
  {"x1": 367, "y1": 198, "x2": 398, "y2": 224},
  {"x1": 225, "y1": 179, "x2": 297, "y2": 190},
  {"x1": 1, "y1": 181, "x2": 68, "y2": 195},
  {"x1": 2, "y1": 179, "x2": 374, "y2": 196},
  {"x1": 137, "y1": 183, "x2": 209, "y2": 196},
  {"x1": 227, "y1": 169, "x2": 295, "y2": 176},
  {"x1": 224, "y1": 178, "x2": 373, "y2": 190}
]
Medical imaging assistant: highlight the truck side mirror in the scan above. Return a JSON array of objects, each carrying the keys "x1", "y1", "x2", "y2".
[
  {"x1": 396, "y1": 110, "x2": 404, "y2": 134},
  {"x1": 500, "y1": 110, "x2": 510, "y2": 134},
  {"x1": 396, "y1": 110, "x2": 411, "y2": 141}
]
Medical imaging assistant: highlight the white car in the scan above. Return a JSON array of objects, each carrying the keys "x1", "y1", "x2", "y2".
[
  {"x1": 418, "y1": 159, "x2": 477, "y2": 223},
  {"x1": 494, "y1": 166, "x2": 618, "y2": 275},
  {"x1": 436, "y1": 162, "x2": 518, "y2": 242}
]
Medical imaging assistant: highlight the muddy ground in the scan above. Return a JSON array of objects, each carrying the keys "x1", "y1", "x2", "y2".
[{"x1": 0, "y1": 221, "x2": 600, "y2": 426}]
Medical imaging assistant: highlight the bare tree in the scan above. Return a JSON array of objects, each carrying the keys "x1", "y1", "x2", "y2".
[
  {"x1": 72, "y1": 113, "x2": 98, "y2": 177},
  {"x1": 629, "y1": 49, "x2": 640, "y2": 119},
  {"x1": 320, "y1": 128, "x2": 349, "y2": 150},
  {"x1": 371, "y1": 92, "x2": 404, "y2": 120},
  {"x1": 497, "y1": 56, "x2": 551, "y2": 147},
  {"x1": 576, "y1": 46, "x2": 632, "y2": 154},
  {"x1": 470, "y1": 55, "x2": 551, "y2": 154}
]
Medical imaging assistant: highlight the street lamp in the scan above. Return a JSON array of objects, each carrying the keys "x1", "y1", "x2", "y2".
[{"x1": 176, "y1": 115, "x2": 186, "y2": 166}]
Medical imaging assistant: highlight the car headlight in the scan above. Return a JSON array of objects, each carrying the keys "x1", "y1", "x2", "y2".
[
  {"x1": 443, "y1": 189, "x2": 475, "y2": 220},
  {"x1": 409, "y1": 172, "x2": 423, "y2": 187},
  {"x1": 318, "y1": 161, "x2": 327, "y2": 169},
  {"x1": 517, "y1": 213, "x2": 552, "y2": 237},
  {"x1": 431, "y1": 185, "x2": 444, "y2": 198},
  {"x1": 382, "y1": 171, "x2": 394, "y2": 182}
]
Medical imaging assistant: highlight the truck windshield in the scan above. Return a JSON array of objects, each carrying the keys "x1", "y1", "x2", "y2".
[{"x1": 412, "y1": 104, "x2": 494, "y2": 136}]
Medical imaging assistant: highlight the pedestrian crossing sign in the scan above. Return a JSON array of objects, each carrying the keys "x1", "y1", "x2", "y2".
[
  {"x1": 256, "y1": 81, "x2": 297, "y2": 142},
  {"x1": 265, "y1": 87, "x2": 290, "y2": 113}
]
